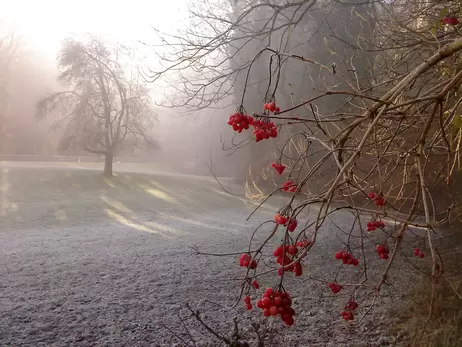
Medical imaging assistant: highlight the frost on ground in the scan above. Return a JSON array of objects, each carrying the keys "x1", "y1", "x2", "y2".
[{"x1": 0, "y1": 163, "x2": 409, "y2": 346}]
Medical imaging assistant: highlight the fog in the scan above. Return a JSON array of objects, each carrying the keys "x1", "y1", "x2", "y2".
[
  {"x1": 0, "y1": 1, "x2": 251, "y2": 178},
  {"x1": 0, "y1": 0, "x2": 369, "y2": 181}
]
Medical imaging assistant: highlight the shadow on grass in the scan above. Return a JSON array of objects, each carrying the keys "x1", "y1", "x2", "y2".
[{"x1": 1, "y1": 166, "x2": 276, "y2": 238}]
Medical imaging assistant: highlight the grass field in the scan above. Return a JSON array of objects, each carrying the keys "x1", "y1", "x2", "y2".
[{"x1": 0, "y1": 162, "x2": 404, "y2": 346}]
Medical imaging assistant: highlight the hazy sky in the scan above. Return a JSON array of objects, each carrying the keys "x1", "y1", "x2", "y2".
[
  {"x1": 0, "y1": 0, "x2": 188, "y2": 58},
  {"x1": 0, "y1": 0, "x2": 220, "y2": 150}
]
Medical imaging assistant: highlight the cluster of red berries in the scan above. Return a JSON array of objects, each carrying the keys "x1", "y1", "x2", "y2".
[
  {"x1": 228, "y1": 111, "x2": 278, "y2": 142},
  {"x1": 367, "y1": 220, "x2": 385, "y2": 232},
  {"x1": 271, "y1": 162, "x2": 286, "y2": 175},
  {"x1": 253, "y1": 119, "x2": 278, "y2": 142},
  {"x1": 264, "y1": 102, "x2": 281, "y2": 113},
  {"x1": 376, "y1": 245, "x2": 389, "y2": 259},
  {"x1": 413, "y1": 248, "x2": 425, "y2": 258},
  {"x1": 273, "y1": 245, "x2": 303, "y2": 276},
  {"x1": 228, "y1": 113, "x2": 254, "y2": 133},
  {"x1": 282, "y1": 180, "x2": 297, "y2": 192},
  {"x1": 274, "y1": 214, "x2": 297, "y2": 231},
  {"x1": 239, "y1": 253, "x2": 258, "y2": 269},
  {"x1": 256, "y1": 288, "x2": 295, "y2": 326},
  {"x1": 274, "y1": 213, "x2": 289, "y2": 225},
  {"x1": 443, "y1": 16, "x2": 459, "y2": 25},
  {"x1": 367, "y1": 192, "x2": 386, "y2": 207},
  {"x1": 334, "y1": 250, "x2": 359, "y2": 266},
  {"x1": 341, "y1": 299, "x2": 359, "y2": 321},
  {"x1": 328, "y1": 282, "x2": 343, "y2": 294}
]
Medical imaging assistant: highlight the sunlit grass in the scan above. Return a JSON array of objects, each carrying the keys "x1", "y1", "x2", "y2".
[
  {"x1": 144, "y1": 188, "x2": 177, "y2": 204},
  {"x1": 104, "y1": 208, "x2": 159, "y2": 234},
  {"x1": 100, "y1": 196, "x2": 133, "y2": 214},
  {"x1": 103, "y1": 208, "x2": 182, "y2": 236}
]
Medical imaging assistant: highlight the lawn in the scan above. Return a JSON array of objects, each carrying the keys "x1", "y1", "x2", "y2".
[{"x1": 0, "y1": 163, "x2": 402, "y2": 346}]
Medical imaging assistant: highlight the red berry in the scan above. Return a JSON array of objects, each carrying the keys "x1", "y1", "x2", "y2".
[
  {"x1": 341, "y1": 311, "x2": 354, "y2": 321},
  {"x1": 293, "y1": 262, "x2": 303, "y2": 276},
  {"x1": 271, "y1": 162, "x2": 286, "y2": 174},
  {"x1": 345, "y1": 300, "x2": 358, "y2": 311},
  {"x1": 375, "y1": 197, "x2": 386, "y2": 206},
  {"x1": 282, "y1": 180, "x2": 293, "y2": 192},
  {"x1": 287, "y1": 246, "x2": 297, "y2": 255},
  {"x1": 262, "y1": 297, "x2": 271, "y2": 308},
  {"x1": 367, "y1": 192, "x2": 376, "y2": 199},
  {"x1": 443, "y1": 16, "x2": 459, "y2": 25},
  {"x1": 264, "y1": 288, "x2": 273, "y2": 297},
  {"x1": 244, "y1": 295, "x2": 251, "y2": 304},
  {"x1": 252, "y1": 280, "x2": 260, "y2": 289},
  {"x1": 328, "y1": 282, "x2": 343, "y2": 294},
  {"x1": 288, "y1": 219, "x2": 297, "y2": 232},
  {"x1": 420, "y1": 252, "x2": 425, "y2": 258},
  {"x1": 246, "y1": 303, "x2": 253, "y2": 310},
  {"x1": 274, "y1": 296, "x2": 282, "y2": 306},
  {"x1": 283, "y1": 315, "x2": 295, "y2": 326},
  {"x1": 274, "y1": 214, "x2": 288, "y2": 225},
  {"x1": 263, "y1": 308, "x2": 271, "y2": 317},
  {"x1": 256, "y1": 300, "x2": 263, "y2": 308},
  {"x1": 335, "y1": 251, "x2": 343, "y2": 259},
  {"x1": 269, "y1": 306, "x2": 279, "y2": 316},
  {"x1": 274, "y1": 246, "x2": 283, "y2": 257},
  {"x1": 239, "y1": 253, "x2": 250, "y2": 266},
  {"x1": 249, "y1": 260, "x2": 258, "y2": 269}
]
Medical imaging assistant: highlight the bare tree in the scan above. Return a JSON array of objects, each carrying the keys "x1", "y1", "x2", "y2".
[
  {"x1": 146, "y1": 0, "x2": 462, "y2": 342},
  {"x1": 37, "y1": 36, "x2": 157, "y2": 176}
]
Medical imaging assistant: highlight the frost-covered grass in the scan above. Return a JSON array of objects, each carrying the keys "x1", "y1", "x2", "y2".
[{"x1": 0, "y1": 163, "x2": 398, "y2": 346}]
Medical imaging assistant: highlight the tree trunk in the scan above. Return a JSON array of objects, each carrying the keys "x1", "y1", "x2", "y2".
[{"x1": 104, "y1": 152, "x2": 113, "y2": 177}]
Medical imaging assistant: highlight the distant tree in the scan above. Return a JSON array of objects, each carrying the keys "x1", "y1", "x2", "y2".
[
  {"x1": 0, "y1": 27, "x2": 22, "y2": 153},
  {"x1": 37, "y1": 37, "x2": 157, "y2": 176}
]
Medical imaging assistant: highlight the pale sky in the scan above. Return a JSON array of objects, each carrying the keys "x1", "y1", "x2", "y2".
[
  {"x1": 0, "y1": 0, "x2": 215, "y2": 149},
  {"x1": 0, "y1": 0, "x2": 188, "y2": 59}
]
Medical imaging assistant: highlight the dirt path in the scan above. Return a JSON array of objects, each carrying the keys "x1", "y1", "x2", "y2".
[{"x1": 0, "y1": 163, "x2": 399, "y2": 346}]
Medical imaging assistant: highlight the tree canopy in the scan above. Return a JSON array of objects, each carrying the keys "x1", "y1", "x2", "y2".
[{"x1": 37, "y1": 37, "x2": 157, "y2": 176}]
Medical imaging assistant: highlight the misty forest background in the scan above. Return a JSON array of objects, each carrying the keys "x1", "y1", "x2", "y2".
[{"x1": 0, "y1": 0, "x2": 382, "y2": 180}]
